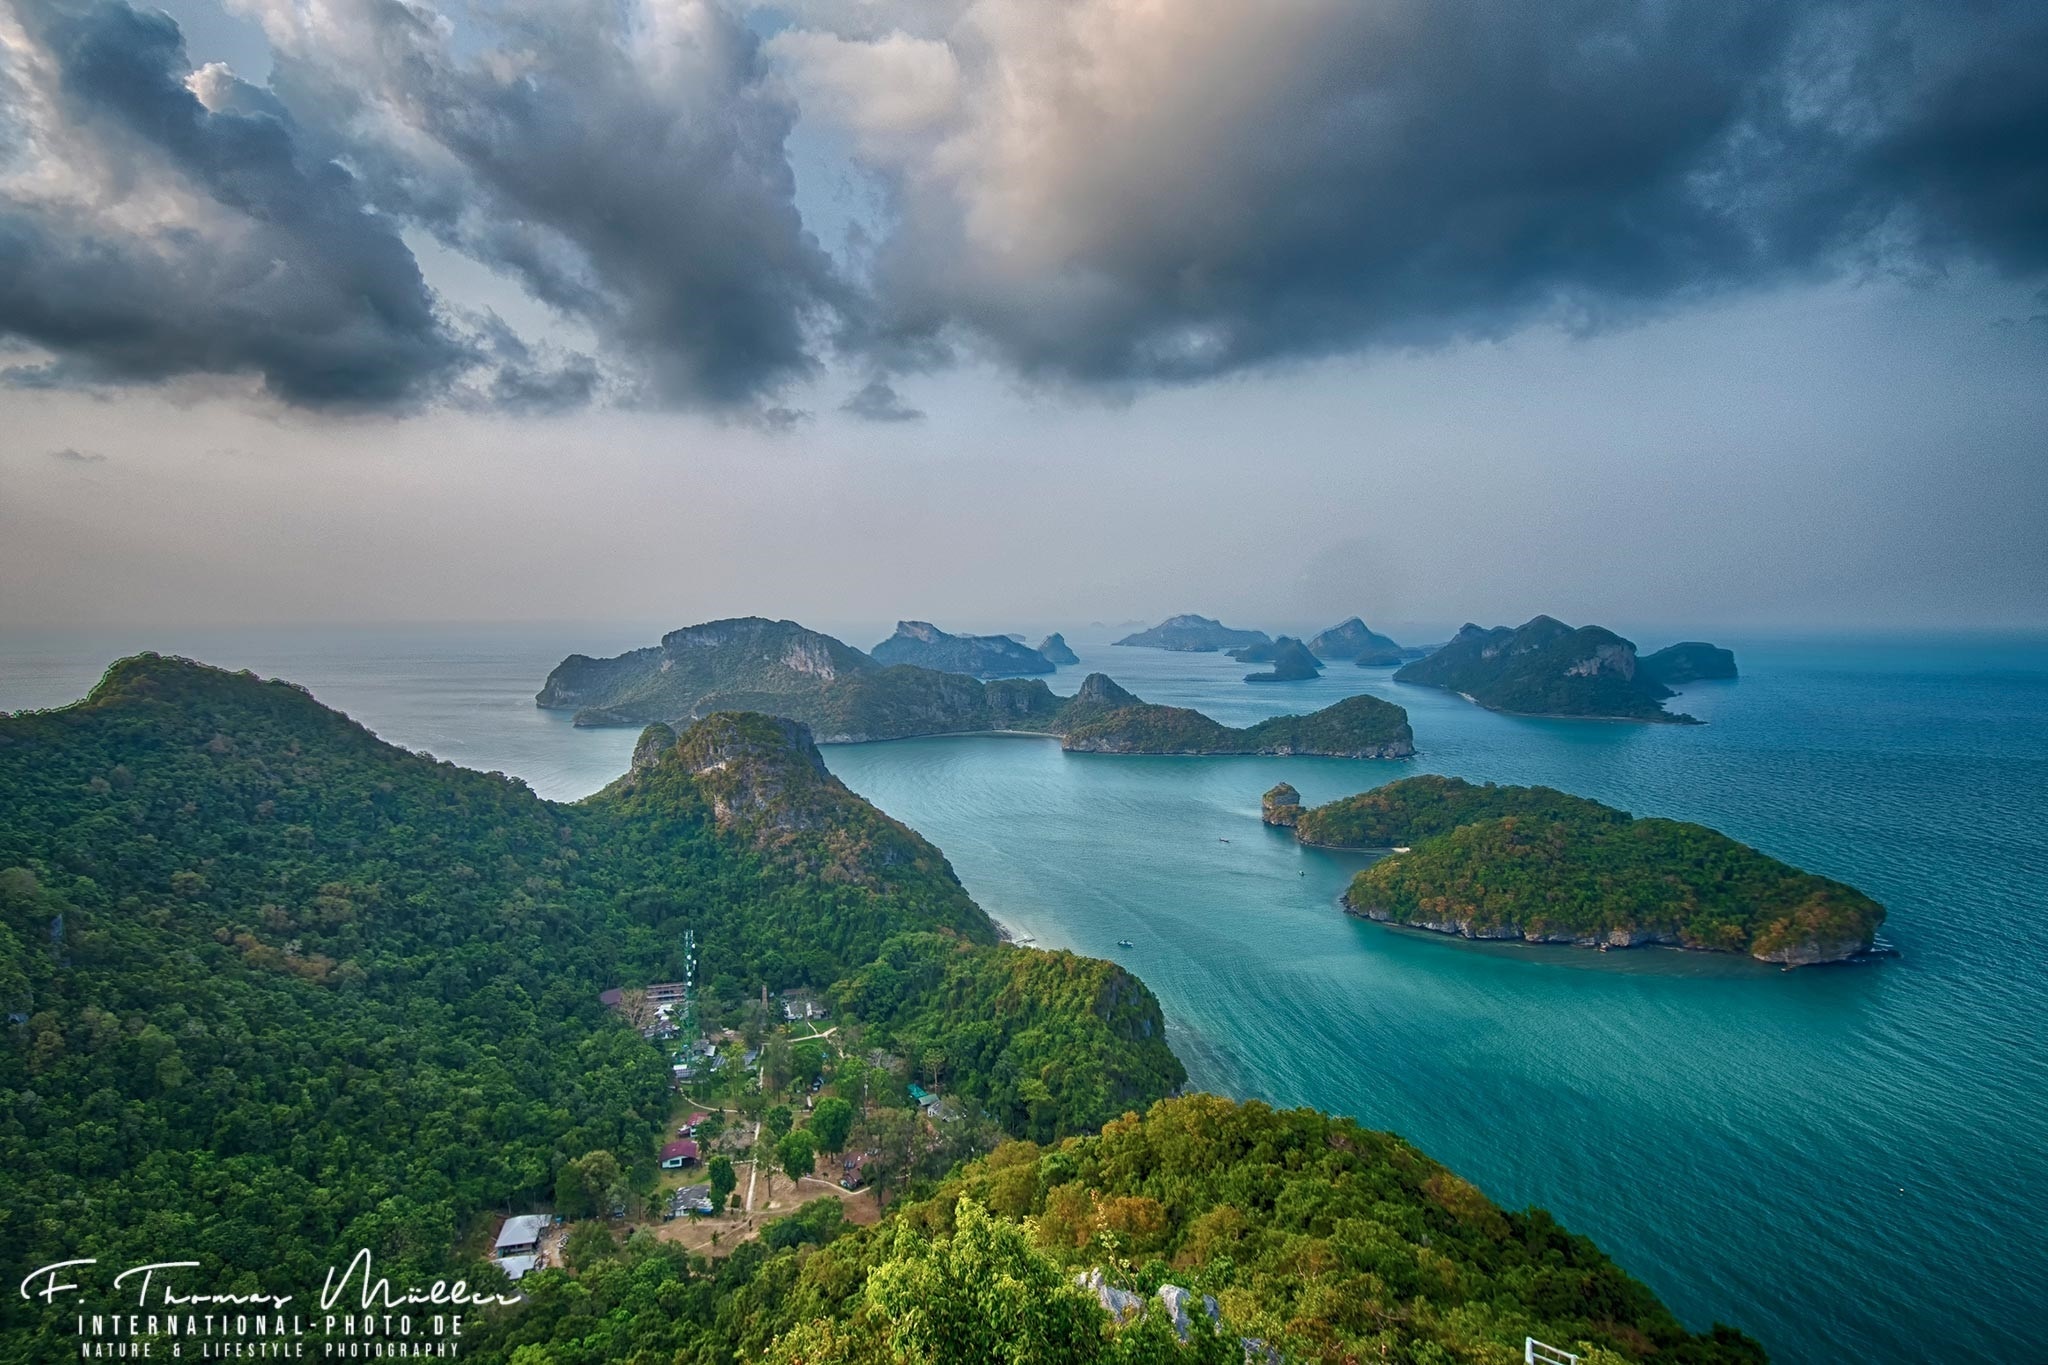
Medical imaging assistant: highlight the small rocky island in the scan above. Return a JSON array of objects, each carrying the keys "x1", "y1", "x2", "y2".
[
  {"x1": 872, "y1": 620, "x2": 1056, "y2": 677},
  {"x1": 1640, "y1": 641, "x2": 1739, "y2": 684},
  {"x1": 1393, "y1": 615, "x2": 1729, "y2": 722},
  {"x1": 1114, "y1": 614, "x2": 1271, "y2": 652},
  {"x1": 1308, "y1": 616, "x2": 1420, "y2": 666},
  {"x1": 1261, "y1": 782, "x2": 1303, "y2": 827},
  {"x1": 1036, "y1": 632, "x2": 1080, "y2": 665},
  {"x1": 1243, "y1": 637, "x2": 1324, "y2": 682},
  {"x1": 1280, "y1": 775, "x2": 1884, "y2": 965},
  {"x1": 539, "y1": 617, "x2": 1414, "y2": 756}
]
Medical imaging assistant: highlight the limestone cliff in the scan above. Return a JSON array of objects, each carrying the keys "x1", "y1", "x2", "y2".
[{"x1": 1261, "y1": 783, "x2": 1303, "y2": 827}]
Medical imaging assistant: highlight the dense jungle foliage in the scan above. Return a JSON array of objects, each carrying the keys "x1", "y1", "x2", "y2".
[
  {"x1": 0, "y1": 656, "x2": 1179, "y2": 1359},
  {"x1": 1294, "y1": 776, "x2": 1623, "y2": 848},
  {"x1": 456, "y1": 1095, "x2": 1767, "y2": 1365},
  {"x1": 1332, "y1": 783, "x2": 1883, "y2": 958}
]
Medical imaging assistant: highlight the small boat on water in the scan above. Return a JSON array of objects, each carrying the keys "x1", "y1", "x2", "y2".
[{"x1": 1116, "y1": 939, "x2": 1135, "y2": 948}]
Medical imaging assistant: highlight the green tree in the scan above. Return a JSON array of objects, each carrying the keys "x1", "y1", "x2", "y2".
[
  {"x1": 707, "y1": 1155, "x2": 737, "y2": 1214},
  {"x1": 777, "y1": 1129, "x2": 817, "y2": 1189},
  {"x1": 859, "y1": 1107, "x2": 921, "y2": 1205},
  {"x1": 555, "y1": 1149, "x2": 621, "y2": 1220},
  {"x1": 811, "y1": 1095, "x2": 854, "y2": 1154},
  {"x1": 765, "y1": 1104, "x2": 794, "y2": 1140},
  {"x1": 742, "y1": 1000, "x2": 770, "y2": 1051},
  {"x1": 561, "y1": 1219, "x2": 616, "y2": 1270},
  {"x1": 864, "y1": 1198, "x2": 1107, "y2": 1363},
  {"x1": 763, "y1": 1034, "x2": 795, "y2": 1094}
]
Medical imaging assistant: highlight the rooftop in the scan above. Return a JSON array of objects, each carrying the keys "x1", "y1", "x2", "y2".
[{"x1": 495, "y1": 1214, "x2": 549, "y2": 1250}]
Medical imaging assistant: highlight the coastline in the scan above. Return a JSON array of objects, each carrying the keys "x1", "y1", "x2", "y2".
[
  {"x1": 1338, "y1": 896, "x2": 1880, "y2": 967},
  {"x1": 1400, "y1": 686, "x2": 1698, "y2": 724}
]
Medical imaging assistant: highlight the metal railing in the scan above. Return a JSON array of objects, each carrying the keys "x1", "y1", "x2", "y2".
[{"x1": 1526, "y1": 1340, "x2": 1580, "y2": 1365}]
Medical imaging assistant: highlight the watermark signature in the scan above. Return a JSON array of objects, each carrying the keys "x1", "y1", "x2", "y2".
[{"x1": 20, "y1": 1252, "x2": 521, "y2": 1358}]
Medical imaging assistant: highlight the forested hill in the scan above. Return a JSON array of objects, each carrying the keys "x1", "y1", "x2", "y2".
[
  {"x1": 459, "y1": 1095, "x2": 1768, "y2": 1365},
  {"x1": 1305, "y1": 777, "x2": 1886, "y2": 965},
  {"x1": 0, "y1": 656, "x2": 1183, "y2": 1357},
  {"x1": 1394, "y1": 616, "x2": 1705, "y2": 722}
]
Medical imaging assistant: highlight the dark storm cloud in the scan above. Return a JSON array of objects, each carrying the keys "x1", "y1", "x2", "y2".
[
  {"x1": 0, "y1": 0, "x2": 472, "y2": 409},
  {"x1": 254, "y1": 0, "x2": 847, "y2": 412},
  {"x1": 839, "y1": 377, "x2": 924, "y2": 422},
  {"x1": 0, "y1": 0, "x2": 2041, "y2": 416},
  {"x1": 1850, "y1": 4, "x2": 2048, "y2": 276},
  {"x1": 48, "y1": 446, "x2": 105, "y2": 462},
  {"x1": 781, "y1": 0, "x2": 2048, "y2": 388},
  {"x1": 0, "y1": 0, "x2": 845, "y2": 415}
]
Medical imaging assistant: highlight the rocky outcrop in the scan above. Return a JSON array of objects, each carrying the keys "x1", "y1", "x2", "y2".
[
  {"x1": 1036, "y1": 633, "x2": 1080, "y2": 666},
  {"x1": 871, "y1": 621, "x2": 1055, "y2": 677},
  {"x1": 1752, "y1": 936, "x2": 1872, "y2": 967},
  {"x1": 1072, "y1": 673, "x2": 1139, "y2": 707},
  {"x1": 1261, "y1": 783, "x2": 1302, "y2": 826},
  {"x1": 630, "y1": 723, "x2": 677, "y2": 772},
  {"x1": 672, "y1": 712, "x2": 831, "y2": 831}
]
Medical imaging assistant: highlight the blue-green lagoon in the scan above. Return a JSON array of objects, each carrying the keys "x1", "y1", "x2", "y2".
[{"x1": 3, "y1": 627, "x2": 2041, "y2": 1363}]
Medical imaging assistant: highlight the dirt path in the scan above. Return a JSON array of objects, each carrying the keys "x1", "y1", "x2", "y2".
[{"x1": 649, "y1": 1173, "x2": 879, "y2": 1257}]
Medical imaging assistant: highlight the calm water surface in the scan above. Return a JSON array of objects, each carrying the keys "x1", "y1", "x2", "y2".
[{"x1": 4, "y1": 625, "x2": 2043, "y2": 1364}]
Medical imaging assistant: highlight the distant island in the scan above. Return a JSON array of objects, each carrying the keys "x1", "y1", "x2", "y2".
[
  {"x1": 1114, "y1": 614, "x2": 1270, "y2": 652},
  {"x1": 1285, "y1": 775, "x2": 1883, "y2": 965},
  {"x1": 1242, "y1": 637, "x2": 1323, "y2": 683},
  {"x1": 871, "y1": 620, "x2": 1055, "y2": 677},
  {"x1": 1036, "y1": 632, "x2": 1080, "y2": 665},
  {"x1": 1057, "y1": 674, "x2": 1413, "y2": 757},
  {"x1": 1393, "y1": 615, "x2": 1730, "y2": 722},
  {"x1": 1640, "y1": 641, "x2": 1739, "y2": 685},
  {"x1": 539, "y1": 617, "x2": 1414, "y2": 756},
  {"x1": 1308, "y1": 616, "x2": 1422, "y2": 666}
]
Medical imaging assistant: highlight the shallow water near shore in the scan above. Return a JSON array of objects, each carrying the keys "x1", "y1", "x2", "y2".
[{"x1": 4, "y1": 625, "x2": 2044, "y2": 1364}]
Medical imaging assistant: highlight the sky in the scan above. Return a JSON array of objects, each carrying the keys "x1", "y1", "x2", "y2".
[{"x1": 1, "y1": 0, "x2": 2043, "y2": 638}]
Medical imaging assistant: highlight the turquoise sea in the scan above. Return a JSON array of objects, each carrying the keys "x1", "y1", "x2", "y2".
[{"x1": 3, "y1": 625, "x2": 2043, "y2": 1364}]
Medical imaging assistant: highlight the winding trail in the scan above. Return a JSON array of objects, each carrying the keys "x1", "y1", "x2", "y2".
[{"x1": 743, "y1": 1118, "x2": 762, "y2": 1212}]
